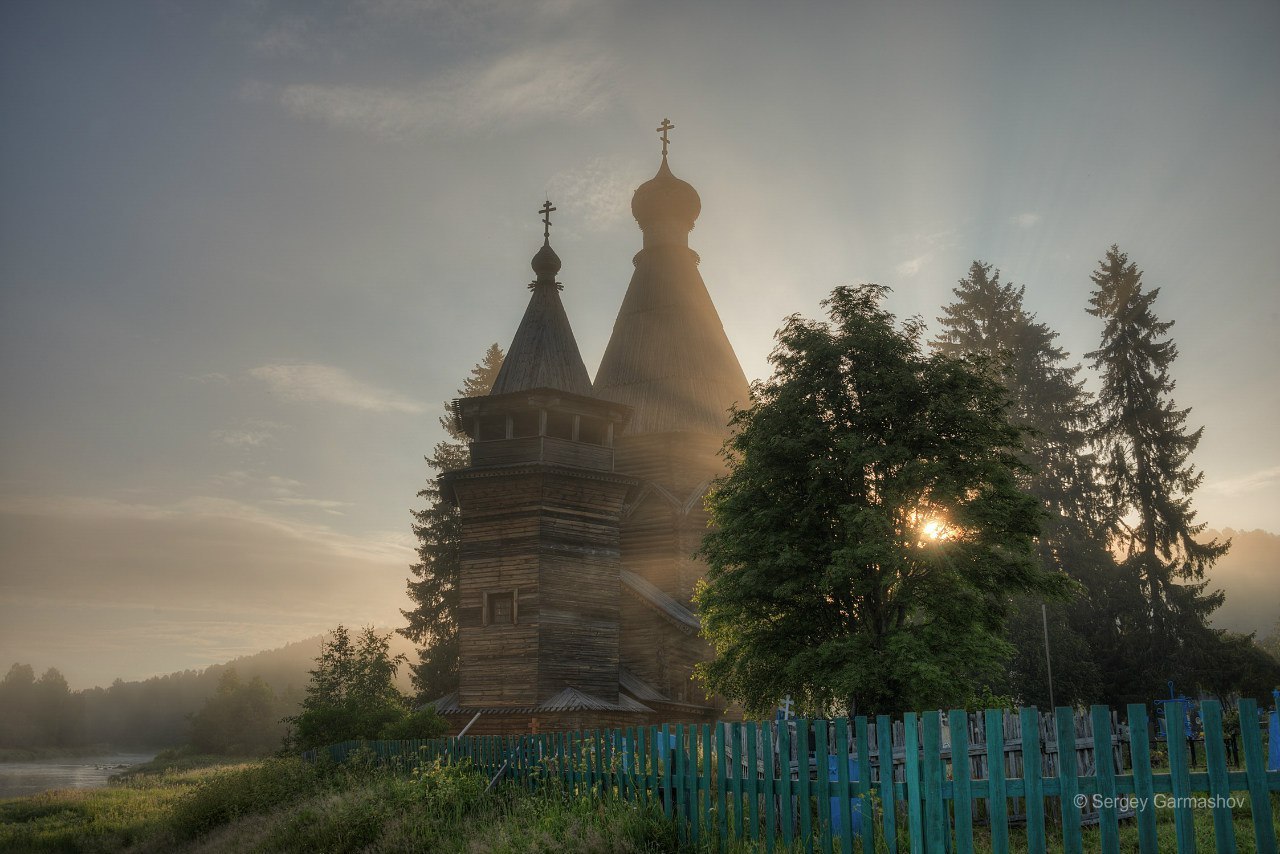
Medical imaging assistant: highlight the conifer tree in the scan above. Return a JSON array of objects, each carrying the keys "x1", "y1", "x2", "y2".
[
  {"x1": 1086, "y1": 246, "x2": 1228, "y2": 698},
  {"x1": 400, "y1": 344, "x2": 503, "y2": 700},
  {"x1": 935, "y1": 261, "x2": 1104, "y2": 705}
]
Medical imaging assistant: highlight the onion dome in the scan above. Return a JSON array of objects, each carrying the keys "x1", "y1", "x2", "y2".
[
  {"x1": 631, "y1": 156, "x2": 701, "y2": 235},
  {"x1": 531, "y1": 240, "x2": 562, "y2": 283},
  {"x1": 594, "y1": 132, "x2": 749, "y2": 435}
]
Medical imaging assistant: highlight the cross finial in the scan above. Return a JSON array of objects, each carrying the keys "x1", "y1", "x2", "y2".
[
  {"x1": 539, "y1": 200, "x2": 556, "y2": 241},
  {"x1": 656, "y1": 118, "x2": 675, "y2": 157}
]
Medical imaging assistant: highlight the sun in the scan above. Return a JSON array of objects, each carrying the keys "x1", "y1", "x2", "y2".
[{"x1": 922, "y1": 519, "x2": 946, "y2": 540}]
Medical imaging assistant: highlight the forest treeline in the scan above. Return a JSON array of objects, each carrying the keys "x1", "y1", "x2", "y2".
[{"x1": 0, "y1": 632, "x2": 416, "y2": 752}]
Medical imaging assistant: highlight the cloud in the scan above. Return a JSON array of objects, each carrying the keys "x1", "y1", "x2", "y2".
[
  {"x1": 546, "y1": 155, "x2": 638, "y2": 231},
  {"x1": 891, "y1": 226, "x2": 956, "y2": 279},
  {"x1": 251, "y1": 14, "x2": 311, "y2": 57},
  {"x1": 1011, "y1": 212, "x2": 1042, "y2": 229},
  {"x1": 212, "y1": 420, "x2": 286, "y2": 448},
  {"x1": 1207, "y1": 465, "x2": 1280, "y2": 496},
  {"x1": 270, "y1": 497, "x2": 351, "y2": 516},
  {"x1": 895, "y1": 255, "x2": 927, "y2": 277},
  {"x1": 255, "y1": 43, "x2": 611, "y2": 141},
  {"x1": 248, "y1": 362, "x2": 425, "y2": 413},
  {"x1": 189, "y1": 372, "x2": 231, "y2": 385},
  {"x1": 209, "y1": 471, "x2": 351, "y2": 517}
]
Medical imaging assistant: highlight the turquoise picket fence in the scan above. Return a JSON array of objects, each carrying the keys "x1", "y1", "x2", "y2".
[{"x1": 304, "y1": 698, "x2": 1279, "y2": 853}]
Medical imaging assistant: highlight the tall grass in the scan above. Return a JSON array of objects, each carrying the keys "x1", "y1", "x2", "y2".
[{"x1": 0, "y1": 754, "x2": 681, "y2": 853}]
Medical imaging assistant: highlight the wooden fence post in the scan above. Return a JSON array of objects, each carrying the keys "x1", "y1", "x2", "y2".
[
  {"x1": 1201, "y1": 700, "x2": 1238, "y2": 854},
  {"x1": 877, "y1": 714, "x2": 898, "y2": 854},
  {"x1": 903, "y1": 712, "x2": 924, "y2": 854},
  {"x1": 1238, "y1": 699, "x2": 1278, "y2": 854}
]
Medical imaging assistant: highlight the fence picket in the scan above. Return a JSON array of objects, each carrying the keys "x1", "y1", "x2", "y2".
[
  {"x1": 922, "y1": 712, "x2": 945, "y2": 854},
  {"x1": 1166, "y1": 703, "x2": 1196, "y2": 854},
  {"x1": 984, "y1": 708, "x2": 1009, "y2": 854},
  {"x1": 687, "y1": 725, "x2": 700, "y2": 848},
  {"x1": 1126, "y1": 703, "x2": 1158, "y2": 853},
  {"x1": 1055, "y1": 707, "x2": 1083, "y2": 854},
  {"x1": 661, "y1": 724, "x2": 672, "y2": 820},
  {"x1": 903, "y1": 712, "x2": 924, "y2": 854},
  {"x1": 1201, "y1": 701, "x2": 1237, "y2": 854},
  {"x1": 856, "y1": 716, "x2": 873, "y2": 854},
  {"x1": 731, "y1": 722, "x2": 744, "y2": 840},
  {"x1": 816, "y1": 719, "x2": 833, "y2": 854},
  {"x1": 747, "y1": 721, "x2": 762, "y2": 842},
  {"x1": 950, "y1": 709, "x2": 974, "y2": 854},
  {"x1": 1238, "y1": 699, "x2": 1278, "y2": 854},
  {"x1": 797, "y1": 718, "x2": 813, "y2": 851},
  {"x1": 779, "y1": 719, "x2": 795, "y2": 847},
  {"x1": 836, "y1": 719, "x2": 853, "y2": 854},
  {"x1": 876, "y1": 715, "x2": 897, "y2": 854},
  {"x1": 1019, "y1": 707, "x2": 1046, "y2": 854},
  {"x1": 1089, "y1": 705, "x2": 1120, "y2": 854},
  {"x1": 764, "y1": 721, "x2": 777, "y2": 853}
]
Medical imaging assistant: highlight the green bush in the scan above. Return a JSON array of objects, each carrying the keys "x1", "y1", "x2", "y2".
[
  {"x1": 377, "y1": 707, "x2": 449, "y2": 741},
  {"x1": 168, "y1": 757, "x2": 331, "y2": 839}
]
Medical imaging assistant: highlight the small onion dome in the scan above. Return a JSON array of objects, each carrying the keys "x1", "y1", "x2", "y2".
[
  {"x1": 531, "y1": 240, "x2": 562, "y2": 281},
  {"x1": 631, "y1": 156, "x2": 701, "y2": 233}
]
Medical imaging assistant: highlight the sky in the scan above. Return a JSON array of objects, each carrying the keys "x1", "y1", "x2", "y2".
[{"x1": 1, "y1": 0, "x2": 1277, "y2": 689}]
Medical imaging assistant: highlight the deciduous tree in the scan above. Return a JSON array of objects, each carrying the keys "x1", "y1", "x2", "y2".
[{"x1": 696, "y1": 285, "x2": 1067, "y2": 717}]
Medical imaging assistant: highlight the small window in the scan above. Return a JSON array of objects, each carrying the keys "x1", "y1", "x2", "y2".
[
  {"x1": 484, "y1": 591, "x2": 516, "y2": 625},
  {"x1": 545, "y1": 411, "x2": 574, "y2": 441},
  {"x1": 511, "y1": 411, "x2": 539, "y2": 438},
  {"x1": 578, "y1": 416, "x2": 606, "y2": 446},
  {"x1": 478, "y1": 415, "x2": 508, "y2": 441}
]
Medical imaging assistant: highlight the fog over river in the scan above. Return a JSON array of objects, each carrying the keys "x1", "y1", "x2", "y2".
[{"x1": 0, "y1": 754, "x2": 156, "y2": 800}]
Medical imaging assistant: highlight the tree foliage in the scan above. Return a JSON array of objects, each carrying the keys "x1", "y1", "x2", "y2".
[
  {"x1": 401, "y1": 344, "x2": 503, "y2": 700},
  {"x1": 696, "y1": 284, "x2": 1067, "y2": 717},
  {"x1": 188, "y1": 668, "x2": 288, "y2": 756},
  {"x1": 933, "y1": 261, "x2": 1104, "y2": 706},
  {"x1": 0, "y1": 664, "x2": 80, "y2": 748},
  {"x1": 1087, "y1": 245, "x2": 1232, "y2": 701},
  {"x1": 285, "y1": 626, "x2": 446, "y2": 752}
]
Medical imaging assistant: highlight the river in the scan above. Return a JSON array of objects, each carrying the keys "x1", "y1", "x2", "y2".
[{"x1": 0, "y1": 753, "x2": 157, "y2": 800}]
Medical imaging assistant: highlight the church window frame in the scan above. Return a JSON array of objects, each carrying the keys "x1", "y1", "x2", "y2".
[{"x1": 483, "y1": 589, "x2": 518, "y2": 626}]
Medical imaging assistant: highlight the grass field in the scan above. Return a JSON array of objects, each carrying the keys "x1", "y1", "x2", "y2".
[{"x1": 1, "y1": 754, "x2": 1276, "y2": 853}]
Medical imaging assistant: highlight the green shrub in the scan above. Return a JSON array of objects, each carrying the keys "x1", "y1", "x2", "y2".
[
  {"x1": 168, "y1": 757, "x2": 331, "y2": 839},
  {"x1": 377, "y1": 707, "x2": 449, "y2": 741}
]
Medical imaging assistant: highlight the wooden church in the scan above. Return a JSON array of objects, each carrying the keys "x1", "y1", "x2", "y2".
[{"x1": 434, "y1": 122, "x2": 751, "y2": 735}]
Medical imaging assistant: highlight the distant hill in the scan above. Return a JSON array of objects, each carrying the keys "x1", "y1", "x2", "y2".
[{"x1": 1203, "y1": 528, "x2": 1280, "y2": 638}]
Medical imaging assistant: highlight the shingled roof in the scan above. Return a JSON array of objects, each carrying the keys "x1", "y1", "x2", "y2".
[
  {"x1": 593, "y1": 156, "x2": 750, "y2": 434},
  {"x1": 490, "y1": 237, "x2": 593, "y2": 397},
  {"x1": 620, "y1": 568, "x2": 700, "y2": 634}
]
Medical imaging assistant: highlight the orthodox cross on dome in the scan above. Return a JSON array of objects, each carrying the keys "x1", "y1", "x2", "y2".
[
  {"x1": 656, "y1": 118, "x2": 675, "y2": 157},
  {"x1": 539, "y1": 200, "x2": 556, "y2": 241}
]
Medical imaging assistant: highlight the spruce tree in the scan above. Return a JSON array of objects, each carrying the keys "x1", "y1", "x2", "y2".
[
  {"x1": 1086, "y1": 245, "x2": 1228, "y2": 699},
  {"x1": 400, "y1": 344, "x2": 503, "y2": 699},
  {"x1": 934, "y1": 261, "x2": 1104, "y2": 705}
]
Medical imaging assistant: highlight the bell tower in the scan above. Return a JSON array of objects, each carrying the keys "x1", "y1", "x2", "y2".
[{"x1": 446, "y1": 204, "x2": 635, "y2": 715}]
